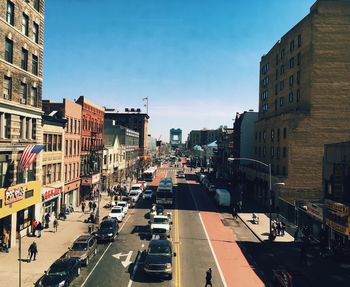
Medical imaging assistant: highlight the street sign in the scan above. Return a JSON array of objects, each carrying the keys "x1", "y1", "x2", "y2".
[{"x1": 112, "y1": 251, "x2": 133, "y2": 268}]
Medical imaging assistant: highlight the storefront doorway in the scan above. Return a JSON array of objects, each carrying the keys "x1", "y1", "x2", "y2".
[{"x1": 0, "y1": 215, "x2": 12, "y2": 248}]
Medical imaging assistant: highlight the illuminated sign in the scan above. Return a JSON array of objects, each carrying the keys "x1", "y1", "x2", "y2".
[{"x1": 5, "y1": 187, "x2": 25, "y2": 205}]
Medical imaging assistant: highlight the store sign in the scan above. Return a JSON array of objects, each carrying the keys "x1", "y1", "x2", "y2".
[
  {"x1": 91, "y1": 173, "x2": 100, "y2": 184},
  {"x1": 42, "y1": 187, "x2": 62, "y2": 201},
  {"x1": 5, "y1": 187, "x2": 25, "y2": 205},
  {"x1": 327, "y1": 201, "x2": 349, "y2": 216},
  {"x1": 81, "y1": 173, "x2": 100, "y2": 186},
  {"x1": 326, "y1": 219, "x2": 349, "y2": 236}
]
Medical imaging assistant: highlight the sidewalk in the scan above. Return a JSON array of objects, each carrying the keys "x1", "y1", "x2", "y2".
[
  {"x1": 0, "y1": 194, "x2": 111, "y2": 287},
  {"x1": 238, "y1": 213, "x2": 294, "y2": 243}
]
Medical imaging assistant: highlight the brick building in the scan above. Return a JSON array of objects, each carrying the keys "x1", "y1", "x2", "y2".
[
  {"x1": 254, "y1": 0, "x2": 350, "y2": 207},
  {"x1": 76, "y1": 96, "x2": 104, "y2": 199},
  {"x1": 0, "y1": 0, "x2": 44, "y2": 247},
  {"x1": 42, "y1": 99, "x2": 82, "y2": 208}
]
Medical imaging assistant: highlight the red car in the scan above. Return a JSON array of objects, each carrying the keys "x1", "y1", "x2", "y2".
[{"x1": 272, "y1": 269, "x2": 312, "y2": 287}]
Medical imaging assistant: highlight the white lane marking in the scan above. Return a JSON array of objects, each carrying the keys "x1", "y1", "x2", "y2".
[
  {"x1": 81, "y1": 214, "x2": 132, "y2": 287},
  {"x1": 188, "y1": 183, "x2": 228, "y2": 287},
  {"x1": 127, "y1": 250, "x2": 142, "y2": 287},
  {"x1": 112, "y1": 251, "x2": 133, "y2": 268}
]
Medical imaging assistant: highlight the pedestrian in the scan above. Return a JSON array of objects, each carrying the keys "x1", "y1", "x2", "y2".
[
  {"x1": 81, "y1": 201, "x2": 86, "y2": 213},
  {"x1": 281, "y1": 221, "x2": 286, "y2": 236},
  {"x1": 53, "y1": 218, "x2": 59, "y2": 233},
  {"x1": 88, "y1": 201, "x2": 93, "y2": 211},
  {"x1": 205, "y1": 268, "x2": 212, "y2": 287},
  {"x1": 2, "y1": 228, "x2": 9, "y2": 253},
  {"x1": 294, "y1": 227, "x2": 300, "y2": 243},
  {"x1": 44, "y1": 212, "x2": 50, "y2": 229},
  {"x1": 232, "y1": 206, "x2": 237, "y2": 220},
  {"x1": 31, "y1": 218, "x2": 38, "y2": 237},
  {"x1": 276, "y1": 220, "x2": 281, "y2": 236},
  {"x1": 36, "y1": 222, "x2": 43, "y2": 238},
  {"x1": 92, "y1": 201, "x2": 97, "y2": 213},
  {"x1": 28, "y1": 241, "x2": 38, "y2": 262}
]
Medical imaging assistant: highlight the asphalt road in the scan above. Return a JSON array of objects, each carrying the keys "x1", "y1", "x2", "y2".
[{"x1": 71, "y1": 166, "x2": 224, "y2": 287}]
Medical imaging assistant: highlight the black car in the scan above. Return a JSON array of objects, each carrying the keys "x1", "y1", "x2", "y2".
[
  {"x1": 144, "y1": 239, "x2": 176, "y2": 280},
  {"x1": 36, "y1": 258, "x2": 80, "y2": 287},
  {"x1": 96, "y1": 218, "x2": 119, "y2": 242}
]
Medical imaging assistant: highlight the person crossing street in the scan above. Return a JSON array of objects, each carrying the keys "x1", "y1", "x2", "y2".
[{"x1": 28, "y1": 241, "x2": 38, "y2": 262}]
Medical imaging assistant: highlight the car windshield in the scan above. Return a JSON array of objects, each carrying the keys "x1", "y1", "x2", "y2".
[
  {"x1": 145, "y1": 190, "x2": 152, "y2": 194},
  {"x1": 100, "y1": 222, "x2": 113, "y2": 229},
  {"x1": 154, "y1": 218, "x2": 168, "y2": 223},
  {"x1": 130, "y1": 192, "x2": 138, "y2": 196},
  {"x1": 148, "y1": 244, "x2": 171, "y2": 255},
  {"x1": 131, "y1": 186, "x2": 141, "y2": 190},
  {"x1": 47, "y1": 263, "x2": 68, "y2": 276},
  {"x1": 117, "y1": 203, "x2": 126, "y2": 207},
  {"x1": 111, "y1": 208, "x2": 122, "y2": 213},
  {"x1": 71, "y1": 242, "x2": 87, "y2": 251}
]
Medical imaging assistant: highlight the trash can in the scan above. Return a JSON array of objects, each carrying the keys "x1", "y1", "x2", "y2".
[{"x1": 88, "y1": 225, "x2": 93, "y2": 234}]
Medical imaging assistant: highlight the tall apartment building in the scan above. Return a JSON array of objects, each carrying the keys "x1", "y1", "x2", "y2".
[
  {"x1": 105, "y1": 108, "x2": 149, "y2": 158},
  {"x1": 0, "y1": 0, "x2": 44, "y2": 247},
  {"x1": 42, "y1": 99, "x2": 82, "y2": 208},
  {"x1": 76, "y1": 96, "x2": 104, "y2": 200},
  {"x1": 255, "y1": 0, "x2": 350, "y2": 204},
  {"x1": 187, "y1": 129, "x2": 220, "y2": 149}
]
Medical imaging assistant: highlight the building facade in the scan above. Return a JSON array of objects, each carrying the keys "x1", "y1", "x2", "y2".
[
  {"x1": 105, "y1": 108, "x2": 149, "y2": 158},
  {"x1": 40, "y1": 115, "x2": 65, "y2": 223},
  {"x1": 170, "y1": 128, "x2": 182, "y2": 149},
  {"x1": 76, "y1": 96, "x2": 104, "y2": 199},
  {"x1": 42, "y1": 99, "x2": 82, "y2": 208},
  {"x1": 0, "y1": 0, "x2": 44, "y2": 247},
  {"x1": 187, "y1": 129, "x2": 220, "y2": 150},
  {"x1": 254, "y1": 0, "x2": 350, "y2": 205}
]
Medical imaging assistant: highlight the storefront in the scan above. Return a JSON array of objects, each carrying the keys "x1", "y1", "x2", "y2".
[
  {"x1": 325, "y1": 200, "x2": 350, "y2": 253},
  {"x1": 0, "y1": 181, "x2": 41, "y2": 248},
  {"x1": 81, "y1": 173, "x2": 101, "y2": 200},
  {"x1": 41, "y1": 184, "x2": 63, "y2": 220},
  {"x1": 64, "y1": 179, "x2": 80, "y2": 208}
]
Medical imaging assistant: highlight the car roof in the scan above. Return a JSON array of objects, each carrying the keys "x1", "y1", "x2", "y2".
[
  {"x1": 149, "y1": 239, "x2": 172, "y2": 247},
  {"x1": 117, "y1": 201, "x2": 127, "y2": 204},
  {"x1": 75, "y1": 235, "x2": 92, "y2": 242},
  {"x1": 111, "y1": 206, "x2": 122, "y2": 210}
]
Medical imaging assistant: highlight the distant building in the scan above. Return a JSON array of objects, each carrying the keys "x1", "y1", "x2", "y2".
[
  {"x1": 254, "y1": 0, "x2": 350, "y2": 206},
  {"x1": 187, "y1": 129, "x2": 220, "y2": 149},
  {"x1": 170, "y1": 128, "x2": 182, "y2": 149}
]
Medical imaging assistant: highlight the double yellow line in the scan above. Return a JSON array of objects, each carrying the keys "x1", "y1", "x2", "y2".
[{"x1": 174, "y1": 207, "x2": 181, "y2": 287}]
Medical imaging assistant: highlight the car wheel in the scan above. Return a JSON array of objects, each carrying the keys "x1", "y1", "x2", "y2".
[
  {"x1": 77, "y1": 267, "x2": 81, "y2": 276},
  {"x1": 168, "y1": 273, "x2": 173, "y2": 280}
]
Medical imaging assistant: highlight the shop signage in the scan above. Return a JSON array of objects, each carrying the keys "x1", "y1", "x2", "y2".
[
  {"x1": 326, "y1": 219, "x2": 349, "y2": 236},
  {"x1": 5, "y1": 187, "x2": 25, "y2": 205},
  {"x1": 91, "y1": 173, "x2": 100, "y2": 184},
  {"x1": 327, "y1": 201, "x2": 349, "y2": 216},
  {"x1": 42, "y1": 187, "x2": 62, "y2": 201}
]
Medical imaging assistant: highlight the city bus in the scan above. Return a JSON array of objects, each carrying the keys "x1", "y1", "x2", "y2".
[
  {"x1": 156, "y1": 179, "x2": 174, "y2": 206},
  {"x1": 143, "y1": 167, "x2": 157, "y2": 182}
]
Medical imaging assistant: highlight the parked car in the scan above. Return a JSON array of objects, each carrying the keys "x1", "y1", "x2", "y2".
[
  {"x1": 66, "y1": 235, "x2": 97, "y2": 266},
  {"x1": 143, "y1": 189, "x2": 153, "y2": 200},
  {"x1": 129, "y1": 191, "x2": 141, "y2": 204},
  {"x1": 208, "y1": 184, "x2": 216, "y2": 194},
  {"x1": 108, "y1": 206, "x2": 124, "y2": 222},
  {"x1": 176, "y1": 171, "x2": 185, "y2": 178},
  {"x1": 149, "y1": 215, "x2": 172, "y2": 238},
  {"x1": 36, "y1": 258, "x2": 81, "y2": 287},
  {"x1": 144, "y1": 239, "x2": 176, "y2": 279},
  {"x1": 272, "y1": 269, "x2": 312, "y2": 287},
  {"x1": 214, "y1": 189, "x2": 231, "y2": 207},
  {"x1": 116, "y1": 201, "x2": 129, "y2": 216},
  {"x1": 131, "y1": 183, "x2": 143, "y2": 195},
  {"x1": 96, "y1": 218, "x2": 119, "y2": 242}
]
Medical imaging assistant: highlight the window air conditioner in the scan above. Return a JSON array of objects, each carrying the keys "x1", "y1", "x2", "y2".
[{"x1": 20, "y1": 98, "x2": 26, "y2": 104}]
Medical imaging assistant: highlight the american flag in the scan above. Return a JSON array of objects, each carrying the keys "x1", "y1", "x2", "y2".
[{"x1": 18, "y1": 144, "x2": 45, "y2": 171}]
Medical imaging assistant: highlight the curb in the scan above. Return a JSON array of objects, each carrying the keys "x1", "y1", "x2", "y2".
[{"x1": 237, "y1": 214, "x2": 264, "y2": 243}]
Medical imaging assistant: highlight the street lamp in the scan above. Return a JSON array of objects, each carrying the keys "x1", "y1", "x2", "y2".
[{"x1": 227, "y1": 157, "x2": 284, "y2": 238}]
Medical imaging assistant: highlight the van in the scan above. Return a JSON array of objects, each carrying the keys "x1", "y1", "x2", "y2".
[{"x1": 214, "y1": 189, "x2": 231, "y2": 207}]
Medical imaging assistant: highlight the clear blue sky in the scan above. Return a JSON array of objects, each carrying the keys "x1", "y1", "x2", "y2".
[{"x1": 43, "y1": 0, "x2": 315, "y2": 142}]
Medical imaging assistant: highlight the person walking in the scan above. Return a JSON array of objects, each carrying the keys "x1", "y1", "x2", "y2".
[
  {"x1": 88, "y1": 201, "x2": 93, "y2": 211},
  {"x1": 44, "y1": 212, "x2": 50, "y2": 229},
  {"x1": 92, "y1": 201, "x2": 97, "y2": 213},
  {"x1": 281, "y1": 222, "x2": 286, "y2": 236},
  {"x1": 205, "y1": 268, "x2": 212, "y2": 287},
  {"x1": 28, "y1": 241, "x2": 38, "y2": 262},
  {"x1": 36, "y1": 222, "x2": 43, "y2": 238},
  {"x1": 2, "y1": 228, "x2": 9, "y2": 253},
  {"x1": 31, "y1": 218, "x2": 38, "y2": 237},
  {"x1": 53, "y1": 218, "x2": 59, "y2": 233},
  {"x1": 81, "y1": 201, "x2": 86, "y2": 213}
]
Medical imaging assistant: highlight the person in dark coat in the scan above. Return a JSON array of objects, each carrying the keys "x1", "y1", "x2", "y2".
[
  {"x1": 36, "y1": 222, "x2": 43, "y2": 238},
  {"x1": 205, "y1": 268, "x2": 212, "y2": 287},
  {"x1": 92, "y1": 201, "x2": 97, "y2": 213},
  {"x1": 44, "y1": 213, "x2": 50, "y2": 229},
  {"x1": 81, "y1": 201, "x2": 86, "y2": 213},
  {"x1": 88, "y1": 201, "x2": 93, "y2": 211},
  {"x1": 28, "y1": 241, "x2": 38, "y2": 262}
]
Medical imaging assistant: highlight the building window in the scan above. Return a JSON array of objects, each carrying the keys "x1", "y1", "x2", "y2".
[
  {"x1": 74, "y1": 140, "x2": 76, "y2": 155},
  {"x1": 275, "y1": 69, "x2": 278, "y2": 80},
  {"x1": 104, "y1": 155, "x2": 107, "y2": 165},
  {"x1": 276, "y1": 147, "x2": 280, "y2": 159},
  {"x1": 32, "y1": 119, "x2": 36, "y2": 140},
  {"x1": 74, "y1": 119, "x2": 77, "y2": 134},
  {"x1": 276, "y1": 54, "x2": 279, "y2": 65},
  {"x1": 279, "y1": 80, "x2": 284, "y2": 91},
  {"x1": 64, "y1": 165, "x2": 67, "y2": 182},
  {"x1": 53, "y1": 135, "x2": 57, "y2": 151},
  {"x1": 274, "y1": 100, "x2": 277, "y2": 111},
  {"x1": 263, "y1": 131, "x2": 266, "y2": 142},
  {"x1": 298, "y1": 34, "x2": 301, "y2": 48},
  {"x1": 78, "y1": 120, "x2": 80, "y2": 133},
  {"x1": 6, "y1": 1, "x2": 15, "y2": 25},
  {"x1": 65, "y1": 140, "x2": 68, "y2": 156},
  {"x1": 271, "y1": 129, "x2": 274, "y2": 141},
  {"x1": 32, "y1": 55, "x2": 38, "y2": 75},
  {"x1": 33, "y1": 22, "x2": 39, "y2": 44},
  {"x1": 47, "y1": 135, "x2": 52, "y2": 151},
  {"x1": 34, "y1": 0, "x2": 40, "y2": 11},
  {"x1": 281, "y1": 48, "x2": 285, "y2": 59},
  {"x1": 297, "y1": 89, "x2": 301, "y2": 102},
  {"x1": 289, "y1": 92, "x2": 294, "y2": 103},
  {"x1": 5, "y1": 38, "x2": 13, "y2": 63},
  {"x1": 289, "y1": 57, "x2": 294, "y2": 68},
  {"x1": 4, "y1": 114, "x2": 11, "y2": 139},
  {"x1": 297, "y1": 71, "x2": 300, "y2": 84},
  {"x1": 271, "y1": 147, "x2": 274, "y2": 158},
  {"x1": 20, "y1": 83, "x2": 27, "y2": 104},
  {"x1": 69, "y1": 140, "x2": 72, "y2": 155},
  {"x1": 27, "y1": 163, "x2": 36, "y2": 182},
  {"x1": 290, "y1": 40, "x2": 294, "y2": 52},
  {"x1": 22, "y1": 13, "x2": 29, "y2": 36},
  {"x1": 297, "y1": 52, "x2": 301, "y2": 66},
  {"x1": 0, "y1": 160, "x2": 10, "y2": 188},
  {"x1": 277, "y1": 128, "x2": 280, "y2": 142},
  {"x1": 283, "y1": 147, "x2": 287, "y2": 158},
  {"x1": 280, "y1": 65, "x2": 284, "y2": 75},
  {"x1": 282, "y1": 166, "x2": 287, "y2": 176},
  {"x1": 263, "y1": 146, "x2": 266, "y2": 157},
  {"x1": 70, "y1": 119, "x2": 73, "y2": 133},
  {"x1": 275, "y1": 84, "x2": 278, "y2": 96},
  {"x1": 57, "y1": 135, "x2": 62, "y2": 151},
  {"x1": 279, "y1": 97, "x2": 284, "y2": 107},
  {"x1": 289, "y1": 75, "x2": 294, "y2": 86},
  {"x1": 20, "y1": 48, "x2": 29, "y2": 70},
  {"x1": 283, "y1": 128, "x2": 287, "y2": 139},
  {"x1": 30, "y1": 86, "x2": 38, "y2": 106},
  {"x1": 3, "y1": 76, "x2": 12, "y2": 100}
]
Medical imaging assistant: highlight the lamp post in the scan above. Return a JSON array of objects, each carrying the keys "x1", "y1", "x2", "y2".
[{"x1": 227, "y1": 157, "x2": 284, "y2": 237}]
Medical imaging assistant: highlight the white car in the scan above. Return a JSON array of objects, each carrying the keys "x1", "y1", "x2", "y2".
[
  {"x1": 108, "y1": 207, "x2": 124, "y2": 222},
  {"x1": 116, "y1": 201, "x2": 128, "y2": 216},
  {"x1": 149, "y1": 215, "x2": 172, "y2": 238},
  {"x1": 143, "y1": 189, "x2": 153, "y2": 200},
  {"x1": 131, "y1": 184, "x2": 143, "y2": 195},
  {"x1": 129, "y1": 191, "x2": 140, "y2": 203}
]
